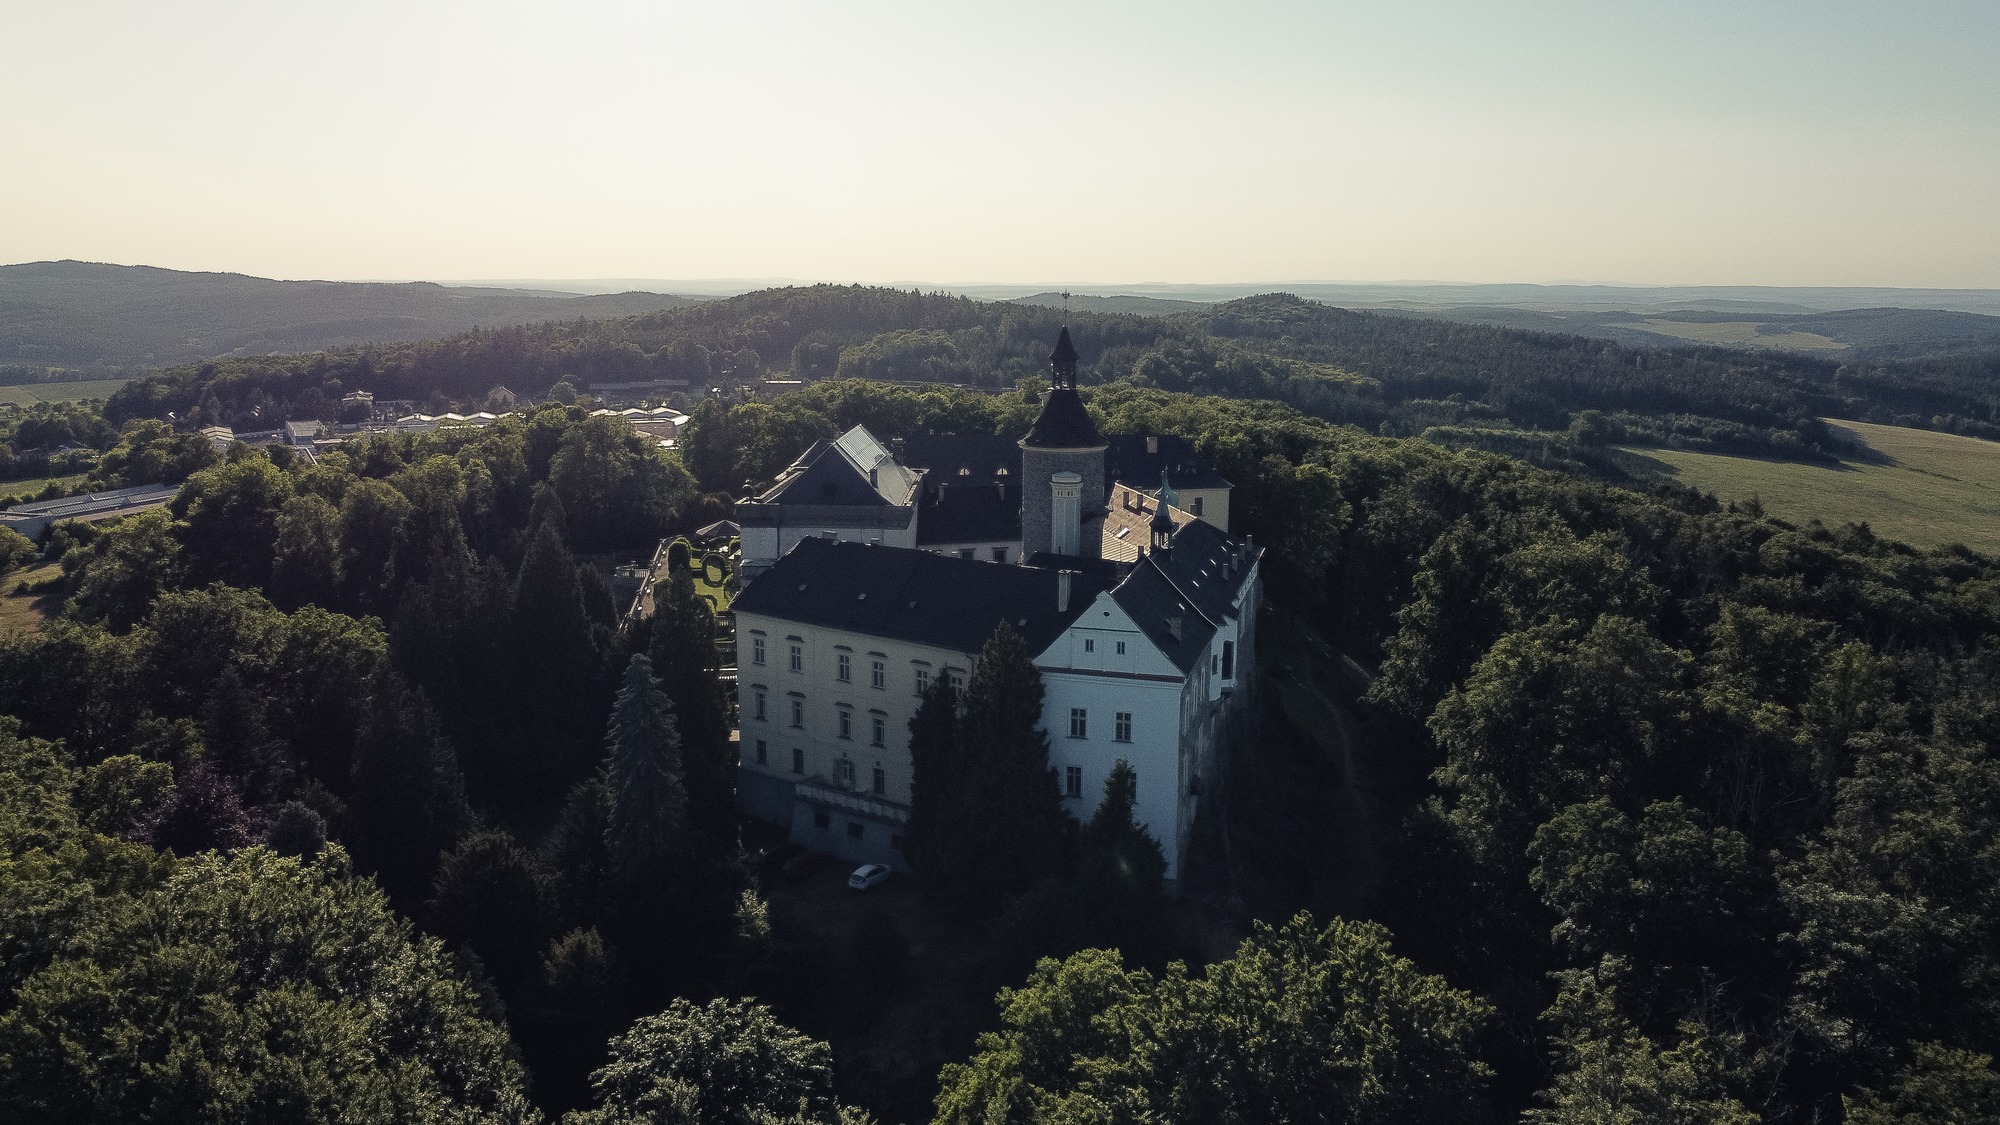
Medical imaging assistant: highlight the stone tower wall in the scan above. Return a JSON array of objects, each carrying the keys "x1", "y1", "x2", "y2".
[{"x1": 1020, "y1": 443, "x2": 1107, "y2": 560}]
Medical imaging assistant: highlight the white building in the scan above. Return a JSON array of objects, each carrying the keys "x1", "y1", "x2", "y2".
[{"x1": 729, "y1": 330, "x2": 1262, "y2": 881}]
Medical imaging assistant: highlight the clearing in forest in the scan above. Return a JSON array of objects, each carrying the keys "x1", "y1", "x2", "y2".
[{"x1": 1622, "y1": 419, "x2": 2000, "y2": 555}]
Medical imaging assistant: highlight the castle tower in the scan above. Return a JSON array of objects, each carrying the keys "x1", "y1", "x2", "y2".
[{"x1": 1020, "y1": 327, "x2": 1108, "y2": 560}]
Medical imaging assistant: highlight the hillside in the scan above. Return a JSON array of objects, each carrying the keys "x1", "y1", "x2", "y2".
[
  {"x1": 97, "y1": 285, "x2": 2000, "y2": 456},
  {"x1": 1621, "y1": 419, "x2": 2000, "y2": 555},
  {"x1": 1007, "y1": 291, "x2": 1209, "y2": 316},
  {"x1": 0, "y1": 260, "x2": 702, "y2": 371},
  {"x1": 1389, "y1": 303, "x2": 2000, "y2": 360}
]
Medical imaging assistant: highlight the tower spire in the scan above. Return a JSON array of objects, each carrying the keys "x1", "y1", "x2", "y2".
[{"x1": 1048, "y1": 326, "x2": 1079, "y2": 390}]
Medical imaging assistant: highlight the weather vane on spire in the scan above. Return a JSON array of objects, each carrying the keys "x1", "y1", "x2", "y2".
[{"x1": 1060, "y1": 290, "x2": 1070, "y2": 319}]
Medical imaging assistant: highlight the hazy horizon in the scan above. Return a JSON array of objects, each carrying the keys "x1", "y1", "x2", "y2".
[{"x1": 6, "y1": 1, "x2": 1996, "y2": 288}]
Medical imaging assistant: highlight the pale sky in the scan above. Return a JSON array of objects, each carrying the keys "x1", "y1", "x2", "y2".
[{"x1": 5, "y1": 0, "x2": 1997, "y2": 287}]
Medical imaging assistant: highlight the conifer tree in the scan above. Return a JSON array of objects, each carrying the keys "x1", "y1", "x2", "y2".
[
  {"x1": 603, "y1": 654, "x2": 687, "y2": 894},
  {"x1": 921, "y1": 624, "x2": 1069, "y2": 922},
  {"x1": 512, "y1": 504, "x2": 607, "y2": 801},
  {"x1": 905, "y1": 675, "x2": 963, "y2": 887},
  {"x1": 647, "y1": 570, "x2": 736, "y2": 856},
  {"x1": 350, "y1": 671, "x2": 473, "y2": 903}
]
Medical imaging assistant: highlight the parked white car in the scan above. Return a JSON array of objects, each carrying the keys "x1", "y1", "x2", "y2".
[{"x1": 847, "y1": 863, "x2": 892, "y2": 891}]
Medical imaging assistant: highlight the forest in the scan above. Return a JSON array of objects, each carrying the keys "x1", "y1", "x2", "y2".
[
  {"x1": 1, "y1": 366, "x2": 1997, "y2": 1122},
  {"x1": 93, "y1": 285, "x2": 2000, "y2": 455}
]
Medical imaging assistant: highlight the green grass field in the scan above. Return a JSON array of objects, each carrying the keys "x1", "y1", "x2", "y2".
[
  {"x1": 0, "y1": 474, "x2": 88, "y2": 506},
  {"x1": 0, "y1": 562, "x2": 63, "y2": 635},
  {"x1": 0, "y1": 379, "x2": 130, "y2": 405},
  {"x1": 1621, "y1": 419, "x2": 2000, "y2": 555},
  {"x1": 1616, "y1": 319, "x2": 1849, "y2": 352}
]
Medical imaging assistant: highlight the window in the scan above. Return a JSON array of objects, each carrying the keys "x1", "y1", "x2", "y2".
[
  {"x1": 1065, "y1": 766, "x2": 1083, "y2": 798},
  {"x1": 790, "y1": 699, "x2": 804, "y2": 729},
  {"x1": 1115, "y1": 712, "x2": 1132, "y2": 742},
  {"x1": 755, "y1": 738, "x2": 768, "y2": 765},
  {"x1": 871, "y1": 660, "x2": 886, "y2": 689},
  {"x1": 847, "y1": 821, "x2": 864, "y2": 841},
  {"x1": 871, "y1": 715, "x2": 886, "y2": 747},
  {"x1": 1192, "y1": 496, "x2": 1204, "y2": 517},
  {"x1": 753, "y1": 691, "x2": 767, "y2": 722},
  {"x1": 948, "y1": 670, "x2": 965, "y2": 693},
  {"x1": 788, "y1": 644, "x2": 802, "y2": 673},
  {"x1": 872, "y1": 764, "x2": 887, "y2": 794},
  {"x1": 991, "y1": 547, "x2": 1007, "y2": 562},
  {"x1": 838, "y1": 710, "x2": 852, "y2": 739},
  {"x1": 1116, "y1": 641, "x2": 1126, "y2": 655},
  {"x1": 1222, "y1": 640, "x2": 1235, "y2": 679},
  {"x1": 1069, "y1": 708, "x2": 1087, "y2": 738},
  {"x1": 751, "y1": 637, "x2": 766, "y2": 665},
  {"x1": 837, "y1": 653, "x2": 851, "y2": 682},
  {"x1": 914, "y1": 668, "x2": 930, "y2": 695},
  {"x1": 836, "y1": 758, "x2": 855, "y2": 788},
  {"x1": 957, "y1": 548, "x2": 975, "y2": 559},
  {"x1": 813, "y1": 809, "x2": 830, "y2": 831},
  {"x1": 792, "y1": 747, "x2": 805, "y2": 774},
  {"x1": 1084, "y1": 638, "x2": 1095, "y2": 653},
  {"x1": 1212, "y1": 653, "x2": 1220, "y2": 674}
]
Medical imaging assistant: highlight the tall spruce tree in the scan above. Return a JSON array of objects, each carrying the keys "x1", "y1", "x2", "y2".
[
  {"x1": 646, "y1": 571, "x2": 736, "y2": 857},
  {"x1": 512, "y1": 499, "x2": 607, "y2": 803},
  {"x1": 603, "y1": 654, "x2": 687, "y2": 894},
  {"x1": 925, "y1": 623, "x2": 1070, "y2": 922},
  {"x1": 905, "y1": 675, "x2": 964, "y2": 889},
  {"x1": 350, "y1": 671, "x2": 473, "y2": 904}
]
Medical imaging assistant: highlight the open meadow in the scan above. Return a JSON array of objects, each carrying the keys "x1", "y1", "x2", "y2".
[
  {"x1": 0, "y1": 379, "x2": 130, "y2": 405},
  {"x1": 1623, "y1": 419, "x2": 2000, "y2": 555}
]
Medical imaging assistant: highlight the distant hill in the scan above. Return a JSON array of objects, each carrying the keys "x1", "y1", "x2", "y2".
[
  {"x1": 0, "y1": 261, "x2": 704, "y2": 371},
  {"x1": 1008, "y1": 292, "x2": 1209, "y2": 317},
  {"x1": 1381, "y1": 304, "x2": 2000, "y2": 361}
]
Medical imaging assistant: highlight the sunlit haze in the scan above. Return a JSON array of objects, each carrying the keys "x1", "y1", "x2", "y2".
[{"x1": 6, "y1": 0, "x2": 1997, "y2": 287}]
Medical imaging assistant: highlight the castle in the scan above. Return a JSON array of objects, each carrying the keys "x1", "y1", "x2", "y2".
[{"x1": 730, "y1": 330, "x2": 1262, "y2": 880}]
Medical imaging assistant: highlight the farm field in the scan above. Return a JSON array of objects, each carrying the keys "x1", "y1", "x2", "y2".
[
  {"x1": 0, "y1": 474, "x2": 87, "y2": 505},
  {"x1": 1615, "y1": 318, "x2": 1848, "y2": 351},
  {"x1": 0, "y1": 562, "x2": 62, "y2": 634},
  {"x1": 0, "y1": 378, "x2": 130, "y2": 405},
  {"x1": 1621, "y1": 419, "x2": 2000, "y2": 555}
]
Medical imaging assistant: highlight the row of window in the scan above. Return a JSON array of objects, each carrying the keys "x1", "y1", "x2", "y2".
[
  {"x1": 749, "y1": 637, "x2": 958, "y2": 696},
  {"x1": 749, "y1": 691, "x2": 890, "y2": 745},
  {"x1": 1067, "y1": 708, "x2": 1134, "y2": 742},
  {"x1": 752, "y1": 739, "x2": 891, "y2": 796}
]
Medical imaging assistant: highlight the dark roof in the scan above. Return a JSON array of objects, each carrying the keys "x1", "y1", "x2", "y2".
[
  {"x1": 1020, "y1": 387, "x2": 1104, "y2": 449},
  {"x1": 1105, "y1": 434, "x2": 1231, "y2": 491},
  {"x1": 1048, "y1": 326, "x2": 1079, "y2": 365},
  {"x1": 1110, "y1": 519, "x2": 1262, "y2": 673},
  {"x1": 899, "y1": 433, "x2": 1018, "y2": 485},
  {"x1": 899, "y1": 434, "x2": 1022, "y2": 546},
  {"x1": 754, "y1": 427, "x2": 918, "y2": 507},
  {"x1": 733, "y1": 538, "x2": 1112, "y2": 656},
  {"x1": 915, "y1": 484, "x2": 1020, "y2": 546}
]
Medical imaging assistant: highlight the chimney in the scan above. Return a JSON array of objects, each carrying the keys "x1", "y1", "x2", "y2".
[
  {"x1": 1166, "y1": 611, "x2": 1183, "y2": 642},
  {"x1": 1057, "y1": 570, "x2": 1073, "y2": 613},
  {"x1": 1146, "y1": 435, "x2": 1159, "y2": 455}
]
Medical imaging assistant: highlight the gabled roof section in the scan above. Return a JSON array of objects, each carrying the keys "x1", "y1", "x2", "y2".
[
  {"x1": 1106, "y1": 518, "x2": 1261, "y2": 674},
  {"x1": 1108, "y1": 560, "x2": 1217, "y2": 674},
  {"x1": 1151, "y1": 518, "x2": 1261, "y2": 625},
  {"x1": 753, "y1": 425, "x2": 920, "y2": 507},
  {"x1": 733, "y1": 538, "x2": 1113, "y2": 655}
]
